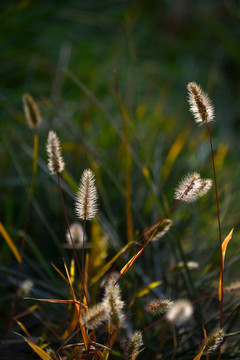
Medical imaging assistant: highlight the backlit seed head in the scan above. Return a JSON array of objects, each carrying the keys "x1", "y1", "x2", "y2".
[
  {"x1": 145, "y1": 299, "x2": 173, "y2": 315},
  {"x1": 145, "y1": 219, "x2": 173, "y2": 242},
  {"x1": 197, "y1": 178, "x2": 213, "y2": 197},
  {"x1": 175, "y1": 172, "x2": 202, "y2": 202},
  {"x1": 175, "y1": 173, "x2": 212, "y2": 202},
  {"x1": 75, "y1": 169, "x2": 98, "y2": 220},
  {"x1": 203, "y1": 329, "x2": 224, "y2": 355},
  {"x1": 103, "y1": 277, "x2": 125, "y2": 327},
  {"x1": 127, "y1": 331, "x2": 143, "y2": 359},
  {"x1": 22, "y1": 93, "x2": 42, "y2": 129},
  {"x1": 18, "y1": 279, "x2": 34, "y2": 297},
  {"x1": 66, "y1": 223, "x2": 85, "y2": 248},
  {"x1": 187, "y1": 82, "x2": 214, "y2": 125},
  {"x1": 83, "y1": 302, "x2": 109, "y2": 330},
  {"x1": 46, "y1": 131, "x2": 65, "y2": 174},
  {"x1": 166, "y1": 299, "x2": 193, "y2": 325}
]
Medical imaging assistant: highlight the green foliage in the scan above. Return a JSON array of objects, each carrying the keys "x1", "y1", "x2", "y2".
[{"x1": 1, "y1": 1, "x2": 240, "y2": 359}]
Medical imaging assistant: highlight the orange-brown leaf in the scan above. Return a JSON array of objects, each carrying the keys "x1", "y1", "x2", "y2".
[
  {"x1": 0, "y1": 222, "x2": 22, "y2": 263},
  {"x1": 218, "y1": 228, "x2": 234, "y2": 301},
  {"x1": 16, "y1": 333, "x2": 51, "y2": 360}
]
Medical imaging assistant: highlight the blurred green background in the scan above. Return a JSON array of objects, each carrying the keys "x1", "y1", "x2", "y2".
[{"x1": 1, "y1": 0, "x2": 240, "y2": 358}]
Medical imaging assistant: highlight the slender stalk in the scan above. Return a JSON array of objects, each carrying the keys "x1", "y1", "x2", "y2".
[
  {"x1": 116, "y1": 201, "x2": 180, "y2": 283},
  {"x1": 114, "y1": 71, "x2": 133, "y2": 243},
  {"x1": 81, "y1": 218, "x2": 87, "y2": 303},
  {"x1": 205, "y1": 123, "x2": 223, "y2": 360},
  {"x1": 57, "y1": 173, "x2": 89, "y2": 306}
]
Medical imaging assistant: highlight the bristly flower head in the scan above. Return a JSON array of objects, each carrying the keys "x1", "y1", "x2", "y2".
[
  {"x1": 187, "y1": 82, "x2": 214, "y2": 125},
  {"x1": 175, "y1": 172, "x2": 212, "y2": 203},
  {"x1": 66, "y1": 223, "x2": 85, "y2": 248},
  {"x1": 75, "y1": 169, "x2": 98, "y2": 220},
  {"x1": 127, "y1": 331, "x2": 143, "y2": 359},
  {"x1": 203, "y1": 329, "x2": 224, "y2": 355},
  {"x1": 46, "y1": 131, "x2": 65, "y2": 174},
  {"x1": 22, "y1": 93, "x2": 42, "y2": 129},
  {"x1": 103, "y1": 276, "x2": 125, "y2": 327},
  {"x1": 83, "y1": 302, "x2": 109, "y2": 330},
  {"x1": 166, "y1": 299, "x2": 193, "y2": 325},
  {"x1": 145, "y1": 299, "x2": 173, "y2": 315},
  {"x1": 145, "y1": 219, "x2": 173, "y2": 242}
]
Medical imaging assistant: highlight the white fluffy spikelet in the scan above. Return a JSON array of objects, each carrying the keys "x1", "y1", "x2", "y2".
[
  {"x1": 83, "y1": 303, "x2": 109, "y2": 330},
  {"x1": 145, "y1": 299, "x2": 173, "y2": 315},
  {"x1": 203, "y1": 329, "x2": 224, "y2": 355},
  {"x1": 75, "y1": 169, "x2": 98, "y2": 220},
  {"x1": 175, "y1": 173, "x2": 212, "y2": 202},
  {"x1": 187, "y1": 82, "x2": 214, "y2": 125},
  {"x1": 22, "y1": 93, "x2": 42, "y2": 129},
  {"x1": 145, "y1": 219, "x2": 173, "y2": 242},
  {"x1": 175, "y1": 172, "x2": 202, "y2": 202},
  {"x1": 127, "y1": 331, "x2": 143, "y2": 359},
  {"x1": 103, "y1": 277, "x2": 125, "y2": 327},
  {"x1": 66, "y1": 223, "x2": 84, "y2": 248},
  {"x1": 166, "y1": 299, "x2": 193, "y2": 325},
  {"x1": 46, "y1": 131, "x2": 65, "y2": 174},
  {"x1": 197, "y1": 178, "x2": 213, "y2": 197}
]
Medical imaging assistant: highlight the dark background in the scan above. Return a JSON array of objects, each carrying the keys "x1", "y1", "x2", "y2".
[{"x1": 1, "y1": 1, "x2": 240, "y2": 358}]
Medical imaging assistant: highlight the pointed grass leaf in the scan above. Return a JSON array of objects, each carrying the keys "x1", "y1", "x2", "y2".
[
  {"x1": 193, "y1": 346, "x2": 206, "y2": 360},
  {"x1": 136, "y1": 281, "x2": 162, "y2": 298},
  {"x1": 218, "y1": 228, "x2": 234, "y2": 301},
  {"x1": 15, "y1": 333, "x2": 51, "y2": 360},
  {"x1": 0, "y1": 222, "x2": 22, "y2": 263},
  {"x1": 16, "y1": 320, "x2": 31, "y2": 338},
  {"x1": 91, "y1": 242, "x2": 133, "y2": 284}
]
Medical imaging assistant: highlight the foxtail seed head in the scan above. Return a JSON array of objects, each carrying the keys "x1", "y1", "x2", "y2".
[
  {"x1": 66, "y1": 223, "x2": 85, "y2": 248},
  {"x1": 145, "y1": 299, "x2": 173, "y2": 315},
  {"x1": 203, "y1": 329, "x2": 224, "y2": 355},
  {"x1": 22, "y1": 93, "x2": 42, "y2": 129},
  {"x1": 127, "y1": 331, "x2": 143, "y2": 359},
  {"x1": 83, "y1": 302, "x2": 109, "y2": 330},
  {"x1": 166, "y1": 299, "x2": 193, "y2": 325},
  {"x1": 46, "y1": 131, "x2": 65, "y2": 174},
  {"x1": 75, "y1": 169, "x2": 98, "y2": 220},
  {"x1": 103, "y1": 277, "x2": 125, "y2": 327},
  {"x1": 175, "y1": 173, "x2": 212, "y2": 202},
  {"x1": 145, "y1": 219, "x2": 173, "y2": 242},
  {"x1": 187, "y1": 82, "x2": 214, "y2": 125}
]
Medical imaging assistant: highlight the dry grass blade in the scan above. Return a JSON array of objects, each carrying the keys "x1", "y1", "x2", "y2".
[
  {"x1": 15, "y1": 333, "x2": 51, "y2": 360},
  {"x1": 63, "y1": 260, "x2": 89, "y2": 350},
  {"x1": 0, "y1": 222, "x2": 22, "y2": 263},
  {"x1": 218, "y1": 228, "x2": 234, "y2": 301},
  {"x1": 24, "y1": 297, "x2": 87, "y2": 308}
]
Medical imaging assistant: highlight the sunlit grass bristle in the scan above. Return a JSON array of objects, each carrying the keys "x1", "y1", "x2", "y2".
[
  {"x1": 75, "y1": 169, "x2": 98, "y2": 221},
  {"x1": 145, "y1": 299, "x2": 173, "y2": 315},
  {"x1": 103, "y1": 276, "x2": 125, "y2": 327},
  {"x1": 126, "y1": 330, "x2": 143, "y2": 359},
  {"x1": 166, "y1": 299, "x2": 193, "y2": 325},
  {"x1": 46, "y1": 130, "x2": 65, "y2": 175},
  {"x1": 203, "y1": 329, "x2": 224, "y2": 355},
  {"x1": 22, "y1": 93, "x2": 42, "y2": 129},
  {"x1": 83, "y1": 302, "x2": 109, "y2": 330},
  {"x1": 187, "y1": 82, "x2": 214, "y2": 125}
]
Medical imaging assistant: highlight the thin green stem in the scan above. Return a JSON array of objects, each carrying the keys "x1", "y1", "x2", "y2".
[{"x1": 206, "y1": 123, "x2": 223, "y2": 360}]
